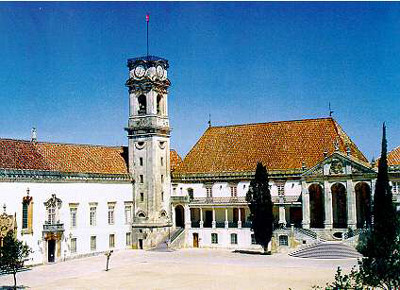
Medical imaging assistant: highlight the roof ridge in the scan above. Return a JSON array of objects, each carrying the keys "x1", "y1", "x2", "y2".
[
  {"x1": 209, "y1": 117, "x2": 335, "y2": 129},
  {"x1": 0, "y1": 138, "x2": 127, "y2": 149}
]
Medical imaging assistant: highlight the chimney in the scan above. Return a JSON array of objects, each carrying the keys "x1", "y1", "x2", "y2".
[{"x1": 31, "y1": 127, "x2": 37, "y2": 143}]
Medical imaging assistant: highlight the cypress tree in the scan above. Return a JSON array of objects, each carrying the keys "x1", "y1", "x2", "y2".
[{"x1": 246, "y1": 162, "x2": 273, "y2": 253}]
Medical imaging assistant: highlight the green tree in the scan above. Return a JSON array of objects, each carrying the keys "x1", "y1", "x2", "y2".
[
  {"x1": 0, "y1": 231, "x2": 31, "y2": 289},
  {"x1": 246, "y1": 162, "x2": 273, "y2": 253}
]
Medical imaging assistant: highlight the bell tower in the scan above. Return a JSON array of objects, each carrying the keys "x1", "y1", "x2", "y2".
[{"x1": 125, "y1": 56, "x2": 172, "y2": 249}]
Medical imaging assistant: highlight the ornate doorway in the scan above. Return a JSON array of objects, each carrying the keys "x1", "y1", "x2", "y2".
[
  {"x1": 355, "y1": 182, "x2": 372, "y2": 228},
  {"x1": 332, "y1": 183, "x2": 347, "y2": 228},
  {"x1": 309, "y1": 184, "x2": 324, "y2": 228}
]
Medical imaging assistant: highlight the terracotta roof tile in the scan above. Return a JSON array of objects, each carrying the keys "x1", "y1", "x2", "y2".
[
  {"x1": 387, "y1": 146, "x2": 400, "y2": 166},
  {"x1": 170, "y1": 149, "x2": 182, "y2": 172},
  {"x1": 176, "y1": 118, "x2": 368, "y2": 174}
]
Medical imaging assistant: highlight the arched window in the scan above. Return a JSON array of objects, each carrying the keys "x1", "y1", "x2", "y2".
[
  {"x1": 138, "y1": 95, "x2": 146, "y2": 115},
  {"x1": 156, "y1": 94, "x2": 164, "y2": 115}
]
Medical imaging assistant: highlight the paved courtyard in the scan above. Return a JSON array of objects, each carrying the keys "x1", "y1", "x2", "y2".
[{"x1": 0, "y1": 248, "x2": 358, "y2": 289}]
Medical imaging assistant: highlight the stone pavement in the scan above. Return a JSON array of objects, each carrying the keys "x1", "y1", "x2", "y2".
[{"x1": 0, "y1": 248, "x2": 358, "y2": 289}]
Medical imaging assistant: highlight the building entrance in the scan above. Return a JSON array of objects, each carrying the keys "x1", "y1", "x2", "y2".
[{"x1": 48, "y1": 240, "x2": 55, "y2": 263}]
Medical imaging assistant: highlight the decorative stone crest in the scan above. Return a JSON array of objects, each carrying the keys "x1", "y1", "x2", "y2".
[
  {"x1": 44, "y1": 194, "x2": 62, "y2": 209},
  {"x1": 0, "y1": 204, "x2": 15, "y2": 238},
  {"x1": 329, "y1": 159, "x2": 344, "y2": 175}
]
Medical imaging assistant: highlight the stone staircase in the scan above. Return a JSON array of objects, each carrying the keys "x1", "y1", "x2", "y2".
[
  {"x1": 150, "y1": 227, "x2": 185, "y2": 252},
  {"x1": 289, "y1": 242, "x2": 363, "y2": 259}
]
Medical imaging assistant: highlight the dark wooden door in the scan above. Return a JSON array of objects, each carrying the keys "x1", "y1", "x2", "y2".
[
  {"x1": 193, "y1": 233, "x2": 199, "y2": 248},
  {"x1": 48, "y1": 240, "x2": 55, "y2": 262}
]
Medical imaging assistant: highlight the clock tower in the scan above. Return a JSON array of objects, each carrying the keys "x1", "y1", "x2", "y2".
[{"x1": 125, "y1": 56, "x2": 172, "y2": 249}]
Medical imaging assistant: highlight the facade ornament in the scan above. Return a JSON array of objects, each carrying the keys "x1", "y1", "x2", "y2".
[
  {"x1": 334, "y1": 138, "x2": 340, "y2": 151},
  {"x1": 31, "y1": 127, "x2": 37, "y2": 142},
  {"x1": 330, "y1": 159, "x2": 344, "y2": 175},
  {"x1": 346, "y1": 144, "x2": 351, "y2": 156}
]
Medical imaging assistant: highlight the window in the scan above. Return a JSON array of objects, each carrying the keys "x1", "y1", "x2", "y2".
[
  {"x1": 392, "y1": 182, "x2": 399, "y2": 195},
  {"x1": 161, "y1": 192, "x2": 164, "y2": 202},
  {"x1": 48, "y1": 206, "x2": 56, "y2": 224},
  {"x1": 89, "y1": 206, "x2": 97, "y2": 226},
  {"x1": 211, "y1": 233, "x2": 218, "y2": 244},
  {"x1": 126, "y1": 232, "x2": 132, "y2": 246},
  {"x1": 125, "y1": 205, "x2": 132, "y2": 224},
  {"x1": 231, "y1": 233, "x2": 238, "y2": 245},
  {"x1": 206, "y1": 186, "x2": 213, "y2": 198},
  {"x1": 157, "y1": 94, "x2": 163, "y2": 115},
  {"x1": 22, "y1": 202, "x2": 28, "y2": 229},
  {"x1": 139, "y1": 157, "x2": 143, "y2": 166},
  {"x1": 251, "y1": 234, "x2": 256, "y2": 245},
  {"x1": 71, "y1": 238, "x2": 77, "y2": 253},
  {"x1": 138, "y1": 95, "x2": 146, "y2": 115},
  {"x1": 279, "y1": 235, "x2": 289, "y2": 246},
  {"x1": 90, "y1": 236, "x2": 96, "y2": 251},
  {"x1": 140, "y1": 192, "x2": 144, "y2": 202},
  {"x1": 70, "y1": 208, "x2": 77, "y2": 228},
  {"x1": 21, "y1": 192, "x2": 33, "y2": 233},
  {"x1": 140, "y1": 175, "x2": 144, "y2": 183},
  {"x1": 161, "y1": 175, "x2": 164, "y2": 183},
  {"x1": 187, "y1": 188, "x2": 194, "y2": 200},
  {"x1": 108, "y1": 204, "x2": 115, "y2": 225},
  {"x1": 160, "y1": 157, "x2": 164, "y2": 166},
  {"x1": 109, "y1": 234, "x2": 115, "y2": 248},
  {"x1": 230, "y1": 185, "x2": 237, "y2": 197}
]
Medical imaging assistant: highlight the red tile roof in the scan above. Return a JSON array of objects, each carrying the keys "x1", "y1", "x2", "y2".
[
  {"x1": 0, "y1": 139, "x2": 129, "y2": 175},
  {"x1": 176, "y1": 118, "x2": 368, "y2": 175},
  {"x1": 0, "y1": 139, "x2": 182, "y2": 175},
  {"x1": 170, "y1": 149, "x2": 183, "y2": 172},
  {"x1": 387, "y1": 146, "x2": 400, "y2": 166}
]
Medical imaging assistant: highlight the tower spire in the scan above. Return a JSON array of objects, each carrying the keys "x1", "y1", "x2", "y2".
[
  {"x1": 329, "y1": 102, "x2": 334, "y2": 117},
  {"x1": 146, "y1": 14, "x2": 150, "y2": 57}
]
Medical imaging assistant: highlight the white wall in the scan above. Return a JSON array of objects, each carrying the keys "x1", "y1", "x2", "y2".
[{"x1": 0, "y1": 181, "x2": 132, "y2": 265}]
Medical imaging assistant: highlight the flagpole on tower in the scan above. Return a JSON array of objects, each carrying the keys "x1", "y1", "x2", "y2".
[{"x1": 146, "y1": 14, "x2": 149, "y2": 57}]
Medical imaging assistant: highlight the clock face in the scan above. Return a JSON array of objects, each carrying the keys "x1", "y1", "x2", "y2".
[
  {"x1": 156, "y1": 65, "x2": 164, "y2": 78},
  {"x1": 134, "y1": 65, "x2": 145, "y2": 78}
]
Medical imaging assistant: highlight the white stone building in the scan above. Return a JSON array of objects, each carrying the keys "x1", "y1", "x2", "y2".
[{"x1": 1, "y1": 54, "x2": 399, "y2": 263}]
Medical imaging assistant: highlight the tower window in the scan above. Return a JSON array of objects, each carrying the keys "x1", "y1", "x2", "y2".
[
  {"x1": 157, "y1": 94, "x2": 163, "y2": 115},
  {"x1": 139, "y1": 157, "x2": 143, "y2": 166},
  {"x1": 161, "y1": 192, "x2": 164, "y2": 202},
  {"x1": 140, "y1": 192, "x2": 144, "y2": 202},
  {"x1": 161, "y1": 175, "x2": 164, "y2": 183},
  {"x1": 140, "y1": 175, "x2": 144, "y2": 183},
  {"x1": 138, "y1": 95, "x2": 147, "y2": 115},
  {"x1": 160, "y1": 157, "x2": 164, "y2": 166}
]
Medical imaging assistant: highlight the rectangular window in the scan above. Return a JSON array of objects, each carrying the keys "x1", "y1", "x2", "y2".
[
  {"x1": 161, "y1": 157, "x2": 164, "y2": 166},
  {"x1": 211, "y1": 233, "x2": 218, "y2": 244},
  {"x1": 108, "y1": 205, "x2": 115, "y2": 225},
  {"x1": 140, "y1": 192, "x2": 144, "y2": 202},
  {"x1": 48, "y1": 207, "x2": 56, "y2": 224},
  {"x1": 89, "y1": 206, "x2": 97, "y2": 226},
  {"x1": 161, "y1": 175, "x2": 164, "y2": 183},
  {"x1": 139, "y1": 157, "x2": 143, "y2": 166},
  {"x1": 161, "y1": 192, "x2": 164, "y2": 202},
  {"x1": 251, "y1": 234, "x2": 256, "y2": 245},
  {"x1": 231, "y1": 233, "x2": 238, "y2": 245},
  {"x1": 22, "y1": 203, "x2": 28, "y2": 229},
  {"x1": 126, "y1": 232, "x2": 132, "y2": 246},
  {"x1": 70, "y1": 208, "x2": 77, "y2": 228},
  {"x1": 125, "y1": 205, "x2": 132, "y2": 224},
  {"x1": 71, "y1": 238, "x2": 77, "y2": 253},
  {"x1": 230, "y1": 186, "x2": 237, "y2": 197},
  {"x1": 140, "y1": 175, "x2": 144, "y2": 183},
  {"x1": 109, "y1": 234, "x2": 115, "y2": 248},
  {"x1": 206, "y1": 187, "x2": 213, "y2": 198},
  {"x1": 90, "y1": 236, "x2": 96, "y2": 251}
]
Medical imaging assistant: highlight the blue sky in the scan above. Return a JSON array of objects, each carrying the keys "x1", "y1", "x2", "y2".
[{"x1": 0, "y1": 2, "x2": 399, "y2": 160}]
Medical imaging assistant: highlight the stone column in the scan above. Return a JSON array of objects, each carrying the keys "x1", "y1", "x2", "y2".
[
  {"x1": 184, "y1": 205, "x2": 191, "y2": 229},
  {"x1": 225, "y1": 208, "x2": 228, "y2": 229},
  {"x1": 238, "y1": 207, "x2": 242, "y2": 228},
  {"x1": 346, "y1": 180, "x2": 356, "y2": 229},
  {"x1": 200, "y1": 207, "x2": 203, "y2": 228},
  {"x1": 172, "y1": 205, "x2": 176, "y2": 229},
  {"x1": 301, "y1": 181, "x2": 310, "y2": 229},
  {"x1": 278, "y1": 205, "x2": 286, "y2": 228},
  {"x1": 212, "y1": 207, "x2": 216, "y2": 229},
  {"x1": 324, "y1": 181, "x2": 333, "y2": 229}
]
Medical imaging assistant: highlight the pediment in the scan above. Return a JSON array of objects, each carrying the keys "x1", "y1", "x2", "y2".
[{"x1": 302, "y1": 152, "x2": 375, "y2": 177}]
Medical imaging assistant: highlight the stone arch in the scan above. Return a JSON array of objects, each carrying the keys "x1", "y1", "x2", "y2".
[
  {"x1": 309, "y1": 183, "x2": 324, "y2": 228},
  {"x1": 137, "y1": 210, "x2": 146, "y2": 218},
  {"x1": 331, "y1": 183, "x2": 347, "y2": 228},
  {"x1": 355, "y1": 182, "x2": 372, "y2": 228},
  {"x1": 174, "y1": 205, "x2": 184, "y2": 228},
  {"x1": 138, "y1": 94, "x2": 147, "y2": 115}
]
